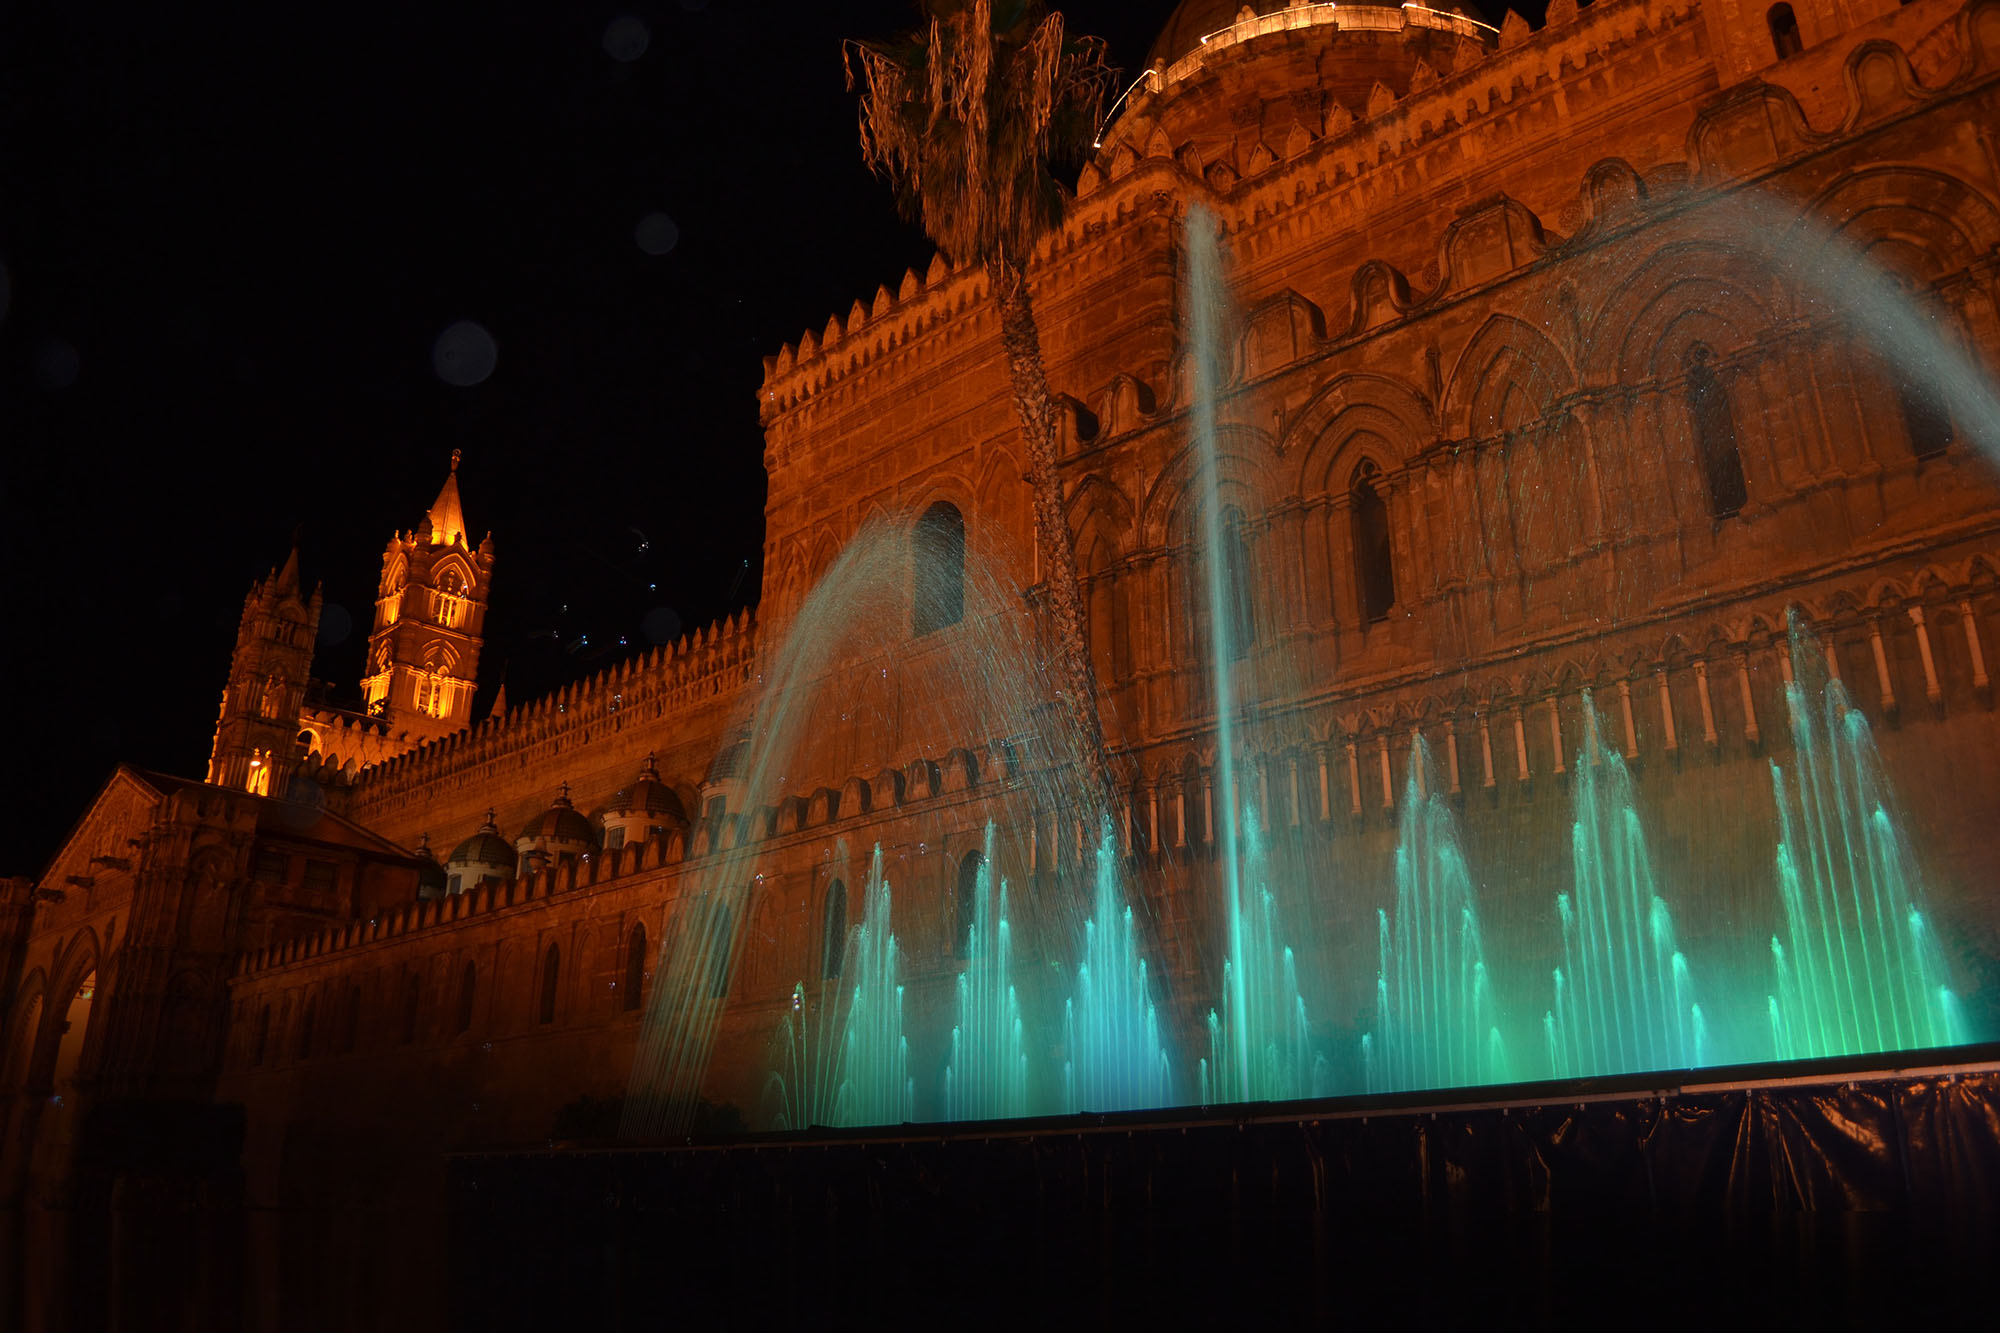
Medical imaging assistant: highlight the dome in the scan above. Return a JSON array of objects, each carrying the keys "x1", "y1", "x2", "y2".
[
  {"x1": 448, "y1": 811, "x2": 515, "y2": 872},
  {"x1": 1148, "y1": 0, "x2": 1285, "y2": 68},
  {"x1": 603, "y1": 753, "x2": 688, "y2": 823},
  {"x1": 517, "y1": 786, "x2": 598, "y2": 848},
  {"x1": 1147, "y1": 0, "x2": 1487, "y2": 67},
  {"x1": 411, "y1": 834, "x2": 449, "y2": 898}
]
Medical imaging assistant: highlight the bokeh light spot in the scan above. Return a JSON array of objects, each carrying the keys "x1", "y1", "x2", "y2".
[
  {"x1": 33, "y1": 338, "x2": 79, "y2": 390},
  {"x1": 635, "y1": 213, "x2": 679, "y2": 256},
  {"x1": 603, "y1": 15, "x2": 650, "y2": 61},
  {"x1": 317, "y1": 602, "x2": 353, "y2": 648},
  {"x1": 433, "y1": 321, "x2": 497, "y2": 387},
  {"x1": 642, "y1": 606, "x2": 683, "y2": 644}
]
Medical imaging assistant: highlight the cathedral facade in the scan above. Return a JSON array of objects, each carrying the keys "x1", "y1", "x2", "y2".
[{"x1": 6, "y1": 0, "x2": 2000, "y2": 1325}]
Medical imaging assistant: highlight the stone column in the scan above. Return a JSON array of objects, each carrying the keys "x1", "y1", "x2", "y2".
[{"x1": 1908, "y1": 606, "x2": 1942, "y2": 706}]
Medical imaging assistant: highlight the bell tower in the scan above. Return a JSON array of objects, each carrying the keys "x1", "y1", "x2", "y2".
[
  {"x1": 207, "y1": 543, "x2": 321, "y2": 796},
  {"x1": 361, "y1": 451, "x2": 495, "y2": 742}
]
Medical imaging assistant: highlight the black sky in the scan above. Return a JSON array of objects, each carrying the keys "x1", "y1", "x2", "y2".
[{"x1": 1, "y1": 1, "x2": 1525, "y2": 875}]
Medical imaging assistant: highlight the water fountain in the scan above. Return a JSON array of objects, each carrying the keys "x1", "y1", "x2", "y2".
[
  {"x1": 1766, "y1": 618, "x2": 1969, "y2": 1060},
  {"x1": 1364, "y1": 737, "x2": 1509, "y2": 1093},
  {"x1": 635, "y1": 190, "x2": 1991, "y2": 1140},
  {"x1": 1544, "y1": 697, "x2": 1708, "y2": 1079},
  {"x1": 762, "y1": 844, "x2": 913, "y2": 1128},
  {"x1": 1062, "y1": 823, "x2": 1176, "y2": 1112},
  {"x1": 943, "y1": 825, "x2": 1030, "y2": 1121}
]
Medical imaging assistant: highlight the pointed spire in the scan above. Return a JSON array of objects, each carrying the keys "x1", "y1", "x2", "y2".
[
  {"x1": 275, "y1": 546, "x2": 301, "y2": 594},
  {"x1": 426, "y1": 449, "x2": 468, "y2": 548}
]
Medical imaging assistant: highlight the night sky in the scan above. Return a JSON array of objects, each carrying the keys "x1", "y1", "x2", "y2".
[{"x1": 3, "y1": 1, "x2": 1523, "y2": 875}]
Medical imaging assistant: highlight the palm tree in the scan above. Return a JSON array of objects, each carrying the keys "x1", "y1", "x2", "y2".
[{"x1": 846, "y1": 0, "x2": 1117, "y2": 802}]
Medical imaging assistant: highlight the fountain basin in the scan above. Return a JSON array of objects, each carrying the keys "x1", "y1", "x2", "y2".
[{"x1": 457, "y1": 1043, "x2": 1999, "y2": 1327}]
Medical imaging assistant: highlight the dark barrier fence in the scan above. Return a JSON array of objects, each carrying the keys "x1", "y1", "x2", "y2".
[{"x1": 450, "y1": 1053, "x2": 2000, "y2": 1328}]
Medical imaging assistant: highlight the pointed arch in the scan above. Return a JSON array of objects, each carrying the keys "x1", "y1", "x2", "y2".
[
  {"x1": 1443, "y1": 313, "x2": 1576, "y2": 439},
  {"x1": 1795, "y1": 166, "x2": 2000, "y2": 282},
  {"x1": 1289, "y1": 372, "x2": 1436, "y2": 497},
  {"x1": 1585, "y1": 241, "x2": 1782, "y2": 384},
  {"x1": 1068, "y1": 475, "x2": 1137, "y2": 686},
  {"x1": 1140, "y1": 424, "x2": 1284, "y2": 550},
  {"x1": 430, "y1": 550, "x2": 479, "y2": 594},
  {"x1": 912, "y1": 501, "x2": 966, "y2": 635}
]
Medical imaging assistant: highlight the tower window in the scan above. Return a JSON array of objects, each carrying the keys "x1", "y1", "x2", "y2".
[
  {"x1": 253, "y1": 848, "x2": 289, "y2": 883},
  {"x1": 246, "y1": 749, "x2": 273, "y2": 797},
  {"x1": 1684, "y1": 345, "x2": 1749, "y2": 517},
  {"x1": 1767, "y1": 5, "x2": 1803, "y2": 60},
  {"x1": 912, "y1": 502, "x2": 966, "y2": 635},
  {"x1": 1351, "y1": 461, "x2": 1397, "y2": 623},
  {"x1": 414, "y1": 667, "x2": 450, "y2": 719},
  {"x1": 302, "y1": 860, "x2": 337, "y2": 894},
  {"x1": 604, "y1": 825, "x2": 626, "y2": 852}
]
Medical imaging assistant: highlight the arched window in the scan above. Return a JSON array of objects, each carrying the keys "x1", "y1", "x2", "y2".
[
  {"x1": 456, "y1": 961, "x2": 477, "y2": 1034},
  {"x1": 1218, "y1": 506, "x2": 1256, "y2": 659},
  {"x1": 296, "y1": 997, "x2": 316, "y2": 1062},
  {"x1": 401, "y1": 973, "x2": 421, "y2": 1045},
  {"x1": 954, "y1": 851, "x2": 985, "y2": 960},
  {"x1": 821, "y1": 878, "x2": 848, "y2": 980},
  {"x1": 1767, "y1": 4, "x2": 1803, "y2": 59},
  {"x1": 623, "y1": 923, "x2": 647, "y2": 1013},
  {"x1": 253, "y1": 1005, "x2": 271, "y2": 1067},
  {"x1": 1351, "y1": 462, "x2": 1396, "y2": 623},
  {"x1": 912, "y1": 502, "x2": 966, "y2": 635},
  {"x1": 1898, "y1": 375, "x2": 1953, "y2": 458},
  {"x1": 1684, "y1": 345, "x2": 1749, "y2": 517},
  {"x1": 539, "y1": 945, "x2": 561, "y2": 1025},
  {"x1": 414, "y1": 667, "x2": 450, "y2": 719}
]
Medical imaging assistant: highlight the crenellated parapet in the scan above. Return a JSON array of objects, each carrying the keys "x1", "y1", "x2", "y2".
[{"x1": 341, "y1": 608, "x2": 759, "y2": 832}]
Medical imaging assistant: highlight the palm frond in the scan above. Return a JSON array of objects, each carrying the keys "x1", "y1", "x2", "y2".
[{"x1": 846, "y1": 0, "x2": 1114, "y2": 273}]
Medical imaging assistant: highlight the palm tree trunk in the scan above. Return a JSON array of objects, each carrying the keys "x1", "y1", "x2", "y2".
[{"x1": 991, "y1": 264, "x2": 1115, "y2": 811}]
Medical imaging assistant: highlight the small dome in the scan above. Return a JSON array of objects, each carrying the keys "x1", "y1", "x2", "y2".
[
  {"x1": 518, "y1": 785, "x2": 598, "y2": 848},
  {"x1": 411, "y1": 834, "x2": 449, "y2": 896},
  {"x1": 604, "y1": 754, "x2": 688, "y2": 824},
  {"x1": 448, "y1": 811, "x2": 515, "y2": 872}
]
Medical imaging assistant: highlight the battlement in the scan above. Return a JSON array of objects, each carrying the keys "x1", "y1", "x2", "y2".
[{"x1": 342, "y1": 609, "x2": 759, "y2": 820}]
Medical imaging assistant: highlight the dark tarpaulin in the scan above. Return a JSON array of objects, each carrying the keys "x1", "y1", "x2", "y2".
[{"x1": 449, "y1": 1065, "x2": 1999, "y2": 1328}]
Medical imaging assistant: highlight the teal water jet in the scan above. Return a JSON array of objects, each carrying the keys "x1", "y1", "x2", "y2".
[
  {"x1": 1545, "y1": 696, "x2": 1708, "y2": 1078},
  {"x1": 1364, "y1": 737, "x2": 1508, "y2": 1093},
  {"x1": 944, "y1": 824, "x2": 1030, "y2": 1121},
  {"x1": 1767, "y1": 620, "x2": 1968, "y2": 1059},
  {"x1": 1199, "y1": 802, "x2": 1326, "y2": 1104},
  {"x1": 1062, "y1": 822, "x2": 1176, "y2": 1113}
]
